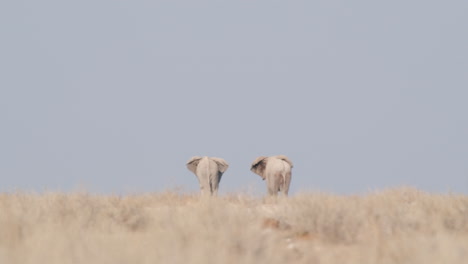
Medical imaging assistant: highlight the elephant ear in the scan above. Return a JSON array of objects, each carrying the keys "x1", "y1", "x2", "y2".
[
  {"x1": 250, "y1": 156, "x2": 268, "y2": 180},
  {"x1": 186, "y1": 156, "x2": 203, "y2": 174},
  {"x1": 211, "y1": 157, "x2": 229, "y2": 173},
  {"x1": 275, "y1": 155, "x2": 293, "y2": 168}
]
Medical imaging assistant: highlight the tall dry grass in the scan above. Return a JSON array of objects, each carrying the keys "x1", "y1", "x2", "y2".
[{"x1": 0, "y1": 187, "x2": 467, "y2": 264}]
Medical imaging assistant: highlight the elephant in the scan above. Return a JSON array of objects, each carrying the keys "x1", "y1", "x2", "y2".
[
  {"x1": 186, "y1": 156, "x2": 229, "y2": 196},
  {"x1": 250, "y1": 155, "x2": 293, "y2": 196}
]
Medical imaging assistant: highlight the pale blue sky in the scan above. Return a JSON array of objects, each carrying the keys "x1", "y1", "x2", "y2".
[{"x1": 1, "y1": 1, "x2": 467, "y2": 195}]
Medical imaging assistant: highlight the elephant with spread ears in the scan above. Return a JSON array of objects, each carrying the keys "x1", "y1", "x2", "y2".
[
  {"x1": 186, "y1": 156, "x2": 229, "y2": 196},
  {"x1": 250, "y1": 155, "x2": 293, "y2": 196}
]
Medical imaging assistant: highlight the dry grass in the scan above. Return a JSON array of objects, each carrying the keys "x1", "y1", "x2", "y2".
[{"x1": 0, "y1": 187, "x2": 467, "y2": 264}]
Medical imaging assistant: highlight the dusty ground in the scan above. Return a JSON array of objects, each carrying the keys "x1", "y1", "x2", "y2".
[{"x1": 0, "y1": 187, "x2": 467, "y2": 264}]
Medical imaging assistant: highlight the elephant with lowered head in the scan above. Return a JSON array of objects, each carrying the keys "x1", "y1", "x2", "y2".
[
  {"x1": 186, "y1": 156, "x2": 229, "y2": 196},
  {"x1": 251, "y1": 155, "x2": 293, "y2": 196}
]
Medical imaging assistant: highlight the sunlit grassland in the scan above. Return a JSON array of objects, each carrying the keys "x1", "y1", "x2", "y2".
[{"x1": 0, "y1": 187, "x2": 467, "y2": 264}]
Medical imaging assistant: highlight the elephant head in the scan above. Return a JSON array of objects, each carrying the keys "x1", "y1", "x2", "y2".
[
  {"x1": 251, "y1": 155, "x2": 293, "y2": 196},
  {"x1": 186, "y1": 156, "x2": 229, "y2": 196}
]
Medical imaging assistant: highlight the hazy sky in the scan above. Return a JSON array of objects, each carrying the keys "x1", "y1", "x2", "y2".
[{"x1": 1, "y1": 1, "x2": 467, "y2": 195}]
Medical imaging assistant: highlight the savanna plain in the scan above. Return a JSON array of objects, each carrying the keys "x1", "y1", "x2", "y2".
[{"x1": 0, "y1": 187, "x2": 467, "y2": 264}]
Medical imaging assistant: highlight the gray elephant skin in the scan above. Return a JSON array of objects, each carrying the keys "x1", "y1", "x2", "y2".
[
  {"x1": 250, "y1": 155, "x2": 293, "y2": 196},
  {"x1": 186, "y1": 156, "x2": 229, "y2": 196}
]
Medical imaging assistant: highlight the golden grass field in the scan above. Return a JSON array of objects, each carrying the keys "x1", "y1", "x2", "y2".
[{"x1": 0, "y1": 187, "x2": 467, "y2": 264}]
